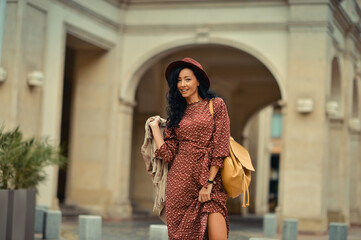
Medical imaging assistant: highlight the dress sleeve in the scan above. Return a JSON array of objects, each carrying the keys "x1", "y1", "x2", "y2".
[
  {"x1": 154, "y1": 126, "x2": 178, "y2": 163},
  {"x1": 211, "y1": 98, "x2": 230, "y2": 168}
]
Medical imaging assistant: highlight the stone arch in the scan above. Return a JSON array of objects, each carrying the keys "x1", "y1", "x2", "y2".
[
  {"x1": 331, "y1": 58, "x2": 341, "y2": 99},
  {"x1": 129, "y1": 40, "x2": 284, "y2": 215},
  {"x1": 120, "y1": 37, "x2": 287, "y2": 104},
  {"x1": 328, "y1": 57, "x2": 342, "y2": 115}
]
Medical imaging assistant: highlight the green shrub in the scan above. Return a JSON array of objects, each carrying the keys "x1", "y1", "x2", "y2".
[{"x1": 0, "y1": 125, "x2": 67, "y2": 190}]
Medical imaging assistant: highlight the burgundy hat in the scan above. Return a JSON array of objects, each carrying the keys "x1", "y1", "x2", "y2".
[{"x1": 165, "y1": 57, "x2": 210, "y2": 88}]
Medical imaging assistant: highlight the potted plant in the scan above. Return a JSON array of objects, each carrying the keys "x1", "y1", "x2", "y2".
[{"x1": 0, "y1": 125, "x2": 66, "y2": 240}]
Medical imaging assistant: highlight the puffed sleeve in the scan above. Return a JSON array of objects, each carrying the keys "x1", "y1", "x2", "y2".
[
  {"x1": 211, "y1": 98, "x2": 230, "y2": 168},
  {"x1": 154, "y1": 126, "x2": 178, "y2": 163}
]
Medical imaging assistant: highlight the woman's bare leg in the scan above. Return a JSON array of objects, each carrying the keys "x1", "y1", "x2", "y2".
[{"x1": 207, "y1": 212, "x2": 227, "y2": 240}]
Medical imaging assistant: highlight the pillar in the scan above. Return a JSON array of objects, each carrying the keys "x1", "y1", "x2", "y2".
[
  {"x1": 39, "y1": 4, "x2": 65, "y2": 209},
  {"x1": 107, "y1": 101, "x2": 134, "y2": 218},
  {"x1": 279, "y1": 1, "x2": 331, "y2": 232}
]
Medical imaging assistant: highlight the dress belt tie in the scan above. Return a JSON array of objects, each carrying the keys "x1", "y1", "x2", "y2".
[{"x1": 179, "y1": 142, "x2": 213, "y2": 188}]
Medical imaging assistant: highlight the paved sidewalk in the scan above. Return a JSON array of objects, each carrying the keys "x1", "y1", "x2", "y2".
[{"x1": 60, "y1": 215, "x2": 361, "y2": 240}]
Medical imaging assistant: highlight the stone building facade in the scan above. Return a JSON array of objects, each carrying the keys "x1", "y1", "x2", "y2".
[{"x1": 0, "y1": 0, "x2": 360, "y2": 233}]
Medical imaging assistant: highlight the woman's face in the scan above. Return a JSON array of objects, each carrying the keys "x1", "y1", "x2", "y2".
[{"x1": 177, "y1": 68, "x2": 200, "y2": 101}]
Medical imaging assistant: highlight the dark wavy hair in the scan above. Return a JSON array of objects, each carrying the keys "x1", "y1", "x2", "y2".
[{"x1": 166, "y1": 66, "x2": 217, "y2": 128}]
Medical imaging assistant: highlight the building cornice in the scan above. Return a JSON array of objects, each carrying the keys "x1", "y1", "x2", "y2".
[
  {"x1": 288, "y1": 0, "x2": 330, "y2": 4},
  {"x1": 331, "y1": 1, "x2": 353, "y2": 35},
  {"x1": 65, "y1": 23, "x2": 116, "y2": 50},
  {"x1": 57, "y1": 0, "x2": 122, "y2": 31},
  {"x1": 119, "y1": 0, "x2": 287, "y2": 9},
  {"x1": 331, "y1": 1, "x2": 361, "y2": 53},
  {"x1": 124, "y1": 22, "x2": 288, "y2": 34}
]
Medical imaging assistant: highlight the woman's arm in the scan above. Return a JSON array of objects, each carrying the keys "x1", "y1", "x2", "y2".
[
  {"x1": 149, "y1": 116, "x2": 178, "y2": 163},
  {"x1": 149, "y1": 116, "x2": 165, "y2": 150},
  {"x1": 198, "y1": 98, "x2": 230, "y2": 203}
]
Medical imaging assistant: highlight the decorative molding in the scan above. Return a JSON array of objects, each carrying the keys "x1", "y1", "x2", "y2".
[
  {"x1": 332, "y1": 37, "x2": 343, "y2": 55},
  {"x1": 348, "y1": 24, "x2": 361, "y2": 53},
  {"x1": 0, "y1": 67, "x2": 7, "y2": 83},
  {"x1": 104, "y1": 0, "x2": 125, "y2": 8},
  {"x1": 277, "y1": 99, "x2": 287, "y2": 107},
  {"x1": 65, "y1": 24, "x2": 115, "y2": 50},
  {"x1": 349, "y1": 118, "x2": 361, "y2": 134},
  {"x1": 27, "y1": 1, "x2": 48, "y2": 14},
  {"x1": 332, "y1": 2, "x2": 352, "y2": 35},
  {"x1": 331, "y1": 0, "x2": 361, "y2": 53},
  {"x1": 124, "y1": 22, "x2": 288, "y2": 34},
  {"x1": 325, "y1": 0, "x2": 361, "y2": 57},
  {"x1": 355, "y1": 60, "x2": 361, "y2": 77},
  {"x1": 121, "y1": 0, "x2": 287, "y2": 8},
  {"x1": 57, "y1": 0, "x2": 121, "y2": 31},
  {"x1": 296, "y1": 98, "x2": 314, "y2": 114},
  {"x1": 287, "y1": 21, "x2": 332, "y2": 32},
  {"x1": 326, "y1": 101, "x2": 340, "y2": 118},
  {"x1": 27, "y1": 71, "x2": 44, "y2": 87},
  {"x1": 328, "y1": 115, "x2": 344, "y2": 125},
  {"x1": 356, "y1": 1, "x2": 361, "y2": 18},
  {"x1": 288, "y1": 0, "x2": 330, "y2": 4},
  {"x1": 119, "y1": 98, "x2": 137, "y2": 108},
  {"x1": 195, "y1": 27, "x2": 210, "y2": 44}
]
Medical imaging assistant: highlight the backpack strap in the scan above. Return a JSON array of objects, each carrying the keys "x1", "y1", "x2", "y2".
[
  {"x1": 210, "y1": 98, "x2": 251, "y2": 206},
  {"x1": 209, "y1": 98, "x2": 214, "y2": 117},
  {"x1": 242, "y1": 176, "x2": 250, "y2": 207}
]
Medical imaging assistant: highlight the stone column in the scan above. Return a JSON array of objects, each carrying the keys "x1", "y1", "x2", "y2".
[
  {"x1": 107, "y1": 100, "x2": 134, "y2": 218},
  {"x1": 38, "y1": 6, "x2": 65, "y2": 209},
  {"x1": 349, "y1": 130, "x2": 360, "y2": 224},
  {"x1": 357, "y1": 128, "x2": 361, "y2": 224},
  {"x1": 279, "y1": 2, "x2": 331, "y2": 232},
  {"x1": 335, "y1": 44, "x2": 355, "y2": 226},
  {"x1": 348, "y1": 61, "x2": 361, "y2": 224},
  {"x1": 255, "y1": 107, "x2": 273, "y2": 214}
]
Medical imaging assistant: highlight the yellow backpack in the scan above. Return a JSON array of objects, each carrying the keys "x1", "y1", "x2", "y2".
[{"x1": 209, "y1": 99, "x2": 255, "y2": 206}]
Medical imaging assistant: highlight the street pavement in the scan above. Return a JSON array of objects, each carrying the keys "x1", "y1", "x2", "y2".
[{"x1": 58, "y1": 214, "x2": 361, "y2": 240}]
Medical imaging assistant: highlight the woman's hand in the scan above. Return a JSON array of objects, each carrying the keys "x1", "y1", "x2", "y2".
[
  {"x1": 198, "y1": 184, "x2": 213, "y2": 203},
  {"x1": 149, "y1": 116, "x2": 161, "y2": 129}
]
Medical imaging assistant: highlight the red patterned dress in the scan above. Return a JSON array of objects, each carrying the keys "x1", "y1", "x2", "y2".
[{"x1": 155, "y1": 97, "x2": 230, "y2": 240}]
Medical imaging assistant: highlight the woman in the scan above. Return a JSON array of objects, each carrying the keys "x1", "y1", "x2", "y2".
[{"x1": 149, "y1": 57, "x2": 230, "y2": 240}]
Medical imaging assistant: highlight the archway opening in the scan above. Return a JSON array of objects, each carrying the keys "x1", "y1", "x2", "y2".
[
  {"x1": 130, "y1": 44, "x2": 282, "y2": 216},
  {"x1": 328, "y1": 57, "x2": 342, "y2": 116},
  {"x1": 58, "y1": 33, "x2": 109, "y2": 214}
]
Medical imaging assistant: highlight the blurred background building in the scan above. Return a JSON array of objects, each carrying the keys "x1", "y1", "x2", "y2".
[{"x1": 0, "y1": 0, "x2": 360, "y2": 233}]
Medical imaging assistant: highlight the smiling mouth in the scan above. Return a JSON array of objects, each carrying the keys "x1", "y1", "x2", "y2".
[{"x1": 180, "y1": 89, "x2": 188, "y2": 93}]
